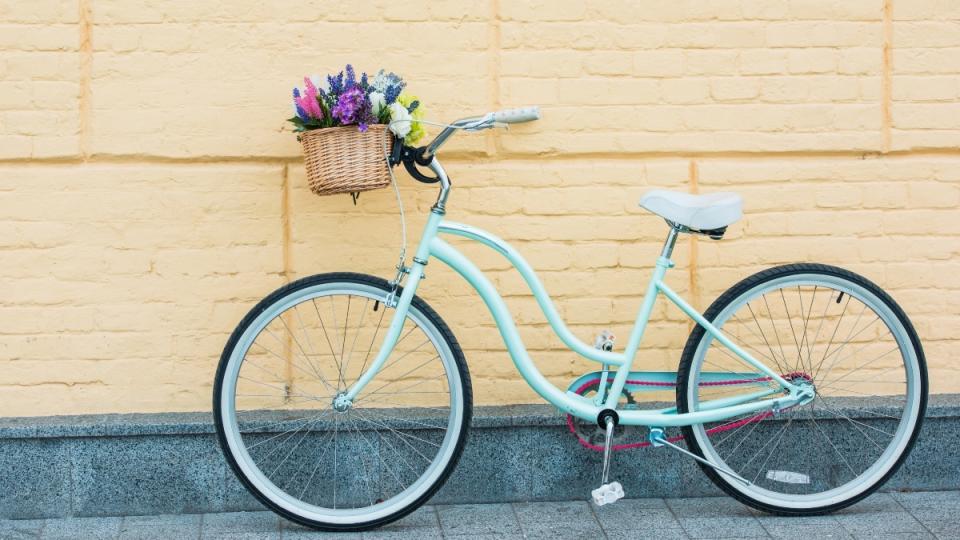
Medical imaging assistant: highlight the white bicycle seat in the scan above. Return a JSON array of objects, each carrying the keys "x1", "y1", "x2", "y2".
[{"x1": 639, "y1": 189, "x2": 743, "y2": 231}]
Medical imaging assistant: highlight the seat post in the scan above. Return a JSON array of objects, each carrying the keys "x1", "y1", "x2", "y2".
[{"x1": 660, "y1": 224, "x2": 681, "y2": 259}]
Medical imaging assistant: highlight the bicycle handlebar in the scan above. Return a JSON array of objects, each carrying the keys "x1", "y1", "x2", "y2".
[
  {"x1": 492, "y1": 106, "x2": 541, "y2": 124},
  {"x1": 421, "y1": 105, "x2": 541, "y2": 159}
]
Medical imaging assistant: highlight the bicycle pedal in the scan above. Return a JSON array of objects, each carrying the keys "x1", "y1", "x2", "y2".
[{"x1": 591, "y1": 481, "x2": 624, "y2": 506}]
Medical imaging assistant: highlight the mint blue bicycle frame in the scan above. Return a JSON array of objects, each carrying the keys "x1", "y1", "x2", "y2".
[{"x1": 344, "y1": 160, "x2": 808, "y2": 428}]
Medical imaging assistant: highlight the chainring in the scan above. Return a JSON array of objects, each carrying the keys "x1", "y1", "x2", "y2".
[{"x1": 567, "y1": 381, "x2": 642, "y2": 449}]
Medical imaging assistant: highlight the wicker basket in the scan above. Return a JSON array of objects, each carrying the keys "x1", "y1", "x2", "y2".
[{"x1": 300, "y1": 124, "x2": 393, "y2": 196}]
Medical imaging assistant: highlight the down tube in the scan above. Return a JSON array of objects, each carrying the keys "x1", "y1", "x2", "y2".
[{"x1": 428, "y1": 237, "x2": 599, "y2": 420}]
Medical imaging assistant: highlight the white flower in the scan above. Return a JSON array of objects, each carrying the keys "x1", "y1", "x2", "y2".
[
  {"x1": 388, "y1": 102, "x2": 412, "y2": 138},
  {"x1": 371, "y1": 70, "x2": 388, "y2": 93},
  {"x1": 370, "y1": 91, "x2": 386, "y2": 116}
]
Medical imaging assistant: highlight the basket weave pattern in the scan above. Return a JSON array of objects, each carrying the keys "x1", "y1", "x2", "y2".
[{"x1": 300, "y1": 125, "x2": 393, "y2": 196}]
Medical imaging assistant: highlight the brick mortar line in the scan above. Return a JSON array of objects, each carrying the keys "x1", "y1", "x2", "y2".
[
  {"x1": 881, "y1": 0, "x2": 894, "y2": 153},
  {"x1": 487, "y1": 0, "x2": 502, "y2": 157},
  {"x1": 78, "y1": 0, "x2": 93, "y2": 160},
  {"x1": 687, "y1": 160, "x2": 700, "y2": 333},
  {"x1": 281, "y1": 163, "x2": 292, "y2": 284},
  {"x1": 280, "y1": 163, "x2": 295, "y2": 392},
  {"x1": 8, "y1": 148, "x2": 960, "y2": 167}
]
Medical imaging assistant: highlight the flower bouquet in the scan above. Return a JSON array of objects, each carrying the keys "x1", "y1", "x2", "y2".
[{"x1": 289, "y1": 65, "x2": 425, "y2": 197}]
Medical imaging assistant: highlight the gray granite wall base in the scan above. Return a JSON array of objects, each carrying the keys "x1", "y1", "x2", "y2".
[{"x1": 1, "y1": 395, "x2": 958, "y2": 520}]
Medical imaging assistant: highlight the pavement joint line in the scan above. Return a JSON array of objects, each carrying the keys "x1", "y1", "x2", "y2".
[
  {"x1": 586, "y1": 496, "x2": 607, "y2": 538},
  {"x1": 752, "y1": 507, "x2": 774, "y2": 539},
  {"x1": 663, "y1": 497, "x2": 693, "y2": 539},
  {"x1": 508, "y1": 501, "x2": 527, "y2": 539},
  {"x1": 891, "y1": 492, "x2": 938, "y2": 538},
  {"x1": 429, "y1": 504, "x2": 442, "y2": 537}
]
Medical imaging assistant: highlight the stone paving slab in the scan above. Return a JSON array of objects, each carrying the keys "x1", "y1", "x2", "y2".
[{"x1": 0, "y1": 491, "x2": 957, "y2": 539}]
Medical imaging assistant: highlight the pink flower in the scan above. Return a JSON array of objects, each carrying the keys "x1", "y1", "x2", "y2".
[{"x1": 298, "y1": 77, "x2": 323, "y2": 120}]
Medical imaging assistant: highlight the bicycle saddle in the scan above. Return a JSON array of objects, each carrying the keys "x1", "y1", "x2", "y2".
[{"x1": 639, "y1": 189, "x2": 743, "y2": 231}]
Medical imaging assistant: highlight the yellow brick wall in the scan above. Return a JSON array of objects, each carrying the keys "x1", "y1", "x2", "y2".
[{"x1": 1, "y1": 0, "x2": 958, "y2": 416}]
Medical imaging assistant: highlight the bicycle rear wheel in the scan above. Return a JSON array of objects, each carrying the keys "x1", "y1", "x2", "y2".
[
  {"x1": 214, "y1": 273, "x2": 472, "y2": 531},
  {"x1": 677, "y1": 264, "x2": 926, "y2": 515}
]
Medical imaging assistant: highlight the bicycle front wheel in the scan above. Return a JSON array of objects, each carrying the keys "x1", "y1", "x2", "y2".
[
  {"x1": 214, "y1": 273, "x2": 472, "y2": 531},
  {"x1": 677, "y1": 264, "x2": 926, "y2": 515}
]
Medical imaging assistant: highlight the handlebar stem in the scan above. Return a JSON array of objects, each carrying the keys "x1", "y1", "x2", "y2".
[{"x1": 428, "y1": 158, "x2": 451, "y2": 213}]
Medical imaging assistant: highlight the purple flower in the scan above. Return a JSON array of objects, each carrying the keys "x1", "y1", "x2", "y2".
[
  {"x1": 331, "y1": 86, "x2": 367, "y2": 125},
  {"x1": 345, "y1": 64, "x2": 356, "y2": 89},
  {"x1": 358, "y1": 122, "x2": 368, "y2": 132},
  {"x1": 327, "y1": 71, "x2": 344, "y2": 95},
  {"x1": 384, "y1": 85, "x2": 401, "y2": 105}
]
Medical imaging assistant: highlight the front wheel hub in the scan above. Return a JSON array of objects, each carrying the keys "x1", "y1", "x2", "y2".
[{"x1": 332, "y1": 393, "x2": 352, "y2": 412}]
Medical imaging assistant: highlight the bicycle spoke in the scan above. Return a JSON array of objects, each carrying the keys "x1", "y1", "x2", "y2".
[
  {"x1": 311, "y1": 297, "x2": 342, "y2": 373},
  {"x1": 357, "y1": 305, "x2": 388, "y2": 383},
  {"x1": 814, "y1": 293, "x2": 851, "y2": 376},
  {"x1": 244, "y1": 409, "x2": 332, "y2": 451},
  {"x1": 338, "y1": 295, "x2": 352, "y2": 388},
  {"x1": 804, "y1": 287, "x2": 835, "y2": 374},
  {"x1": 796, "y1": 286, "x2": 815, "y2": 375},
  {"x1": 333, "y1": 415, "x2": 339, "y2": 509},
  {"x1": 351, "y1": 323, "x2": 420, "y2": 387},
  {"x1": 262, "y1": 325, "x2": 336, "y2": 395},
  {"x1": 237, "y1": 375, "x2": 328, "y2": 403},
  {"x1": 268, "y1": 414, "x2": 323, "y2": 478},
  {"x1": 731, "y1": 313, "x2": 787, "y2": 370},
  {"x1": 762, "y1": 294, "x2": 791, "y2": 374},
  {"x1": 745, "y1": 302, "x2": 790, "y2": 376},
  {"x1": 809, "y1": 415, "x2": 859, "y2": 480},
  {"x1": 816, "y1": 317, "x2": 884, "y2": 383},
  {"x1": 357, "y1": 407, "x2": 448, "y2": 435},
  {"x1": 296, "y1": 428, "x2": 337, "y2": 500},
  {"x1": 353, "y1": 410, "x2": 439, "y2": 465},
  {"x1": 343, "y1": 417, "x2": 379, "y2": 507},
  {"x1": 751, "y1": 418, "x2": 793, "y2": 484},
  {"x1": 342, "y1": 297, "x2": 370, "y2": 377},
  {"x1": 359, "y1": 354, "x2": 441, "y2": 401},
  {"x1": 817, "y1": 347, "x2": 902, "y2": 392},
  {"x1": 370, "y1": 340, "x2": 434, "y2": 379},
  {"x1": 779, "y1": 288, "x2": 803, "y2": 373},
  {"x1": 249, "y1": 341, "x2": 335, "y2": 392}
]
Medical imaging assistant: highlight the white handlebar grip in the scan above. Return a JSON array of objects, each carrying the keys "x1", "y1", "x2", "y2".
[{"x1": 492, "y1": 106, "x2": 541, "y2": 124}]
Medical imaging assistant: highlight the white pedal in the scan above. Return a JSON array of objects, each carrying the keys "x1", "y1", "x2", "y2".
[{"x1": 591, "y1": 481, "x2": 624, "y2": 506}]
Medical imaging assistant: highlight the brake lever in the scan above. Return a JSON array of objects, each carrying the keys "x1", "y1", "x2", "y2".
[
  {"x1": 399, "y1": 145, "x2": 440, "y2": 184},
  {"x1": 461, "y1": 113, "x2": 497, "y2": 132}
]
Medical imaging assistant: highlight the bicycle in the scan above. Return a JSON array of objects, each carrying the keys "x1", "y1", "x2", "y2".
[{"x1": 214, "y1": 107, "x2": 928, "y2": 531}]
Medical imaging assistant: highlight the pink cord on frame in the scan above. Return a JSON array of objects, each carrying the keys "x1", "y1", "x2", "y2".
[{"x1": 565, "y1": 373, "x2": 807, "y2": 452}]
